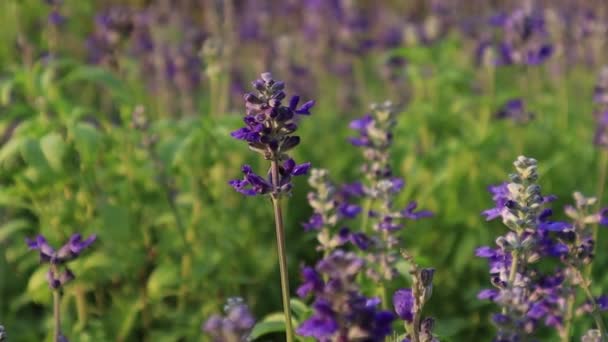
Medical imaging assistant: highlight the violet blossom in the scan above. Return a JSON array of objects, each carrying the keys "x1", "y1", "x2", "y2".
[
  {"x1": 26, "y1": 233, "x2": 96, "y2": 289},
  {"x1": 202, "y1": 297, "x2": 256, "y2": 342},
  {"x1": 296, "y1": 250, "x2": 395, "y2": 341},
  {"x1": 229, "y1": 72, "x2": 314, "y2": 197}
]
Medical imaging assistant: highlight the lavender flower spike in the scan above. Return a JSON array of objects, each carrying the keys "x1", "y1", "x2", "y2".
[
  {"x1": 229, "y1": 73, "x2": 315, "y2": 342},
  {"x1": 478, "y1": 156, "x2": 571, "y2": 341}
]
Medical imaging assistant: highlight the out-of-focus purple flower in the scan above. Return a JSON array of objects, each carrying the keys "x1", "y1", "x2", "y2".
[
  {"x1": 26, "y1": 234, "x2": 96, "y2": 265},
  {"x1": 296, "y1": 250, "x2": 395, "y2": 341},
  {"x1": 202, "y1": 297, "x2": 255, "y2": 342},
  {"x1": 593, "y1": 67, "x2": 608, "y2": 148},
  {"x1": 495, "y1": 98, "x2": 534, "y2": 123},
  {"x1": 26, "y1": 233, "x2": 96, "y2": 288}
]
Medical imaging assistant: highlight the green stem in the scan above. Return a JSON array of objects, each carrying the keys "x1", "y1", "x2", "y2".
[
  {"x1": 359, "y1": 198, "x2": 373, "y2": 235},
  {"x1": 578, "y1": 270, "x2": 608, "y2": 340},
  {"x1": 504, "y1": 249, "x2": 520, "y2": 315},
  {"x1": 561, "y1": 292, "x2": 575, "y2": 342},
  {"x1": 270, "y1": 160, "x2": 295, "y2": 342},
  {"x1": 53, "y1": 289, "x2": 61, "y2": 342}
]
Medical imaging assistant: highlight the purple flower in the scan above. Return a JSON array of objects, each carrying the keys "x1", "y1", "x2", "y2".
[
  {"x1": 202, "y1": 297, "x2": 255, "y2": 341},
  {"x1": 26, "y1": 234, "x2": 96, "y2": 265},
  {"x1": 296, "y1": 250, "x2": 394, "y2": 341},
  {"x1": 230, "y1": 73, "x2": 314, "y2": 197},
  {"x1": 401, "y1": 201, "x2": 434, "y2": 220},
  {"x1": 393, "y1": 289, "x2": 414, "y2": 322},
  {"x1": 26, "y1": 233, "x2": 96, "y2": 288},
  {"x1": 302, "y1": 213, "x2": 324, "y2": 231},
  {"x1": 495, "y1": 99, "x2": 534, "y2": 123},
  {"x1": 228, "y1": 165, "x2": 272, "y2": 196},
  {"x1": 297, "y1": 267, "x2": 324, "y2": 298}
]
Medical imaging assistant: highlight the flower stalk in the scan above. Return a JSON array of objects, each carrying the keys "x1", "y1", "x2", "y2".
[{"x1": 270, "y1": 159, "x2": 295, "y2": 342}]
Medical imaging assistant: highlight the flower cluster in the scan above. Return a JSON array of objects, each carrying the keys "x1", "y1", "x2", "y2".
[
  {"x1": 477, "y1": 6, "x2": 553, "y2": 66},
  {"x1": 393, "y1": 252, "x2": 439, "y2": 342},
  {"x1": 202, "y1": 297, "x2": 256, "y2": 342},
  {"x1": 296, "y1": 250, "x2": 395, "y2": 341},
  {"x1": 229, "y1": 72, "x2": 314, "y2": 197},
  {"x1": 495, "y1": 98, "x2": 534, "y2": 124},
  {"x1": 477, "y1": 156, "x2": 571, "y2": 340},
  {"x1": 0, "y1": 325, "x2": 5, "y2": 342},
  {"x1": 44, "y1": 0, "x2": 66, "y2": 27},
  {"x1": 349, "y1": 101, "x2": 432, "y2": 282},
  {"x1": 593, "y1": 67, "x2": 608, "y2": 147},
  {"x1": 26, "y1": 234, "x2": 96, "y2": 289},
  {"x1": 303, "y1": 168, "x2": 368, "y2": 252}
]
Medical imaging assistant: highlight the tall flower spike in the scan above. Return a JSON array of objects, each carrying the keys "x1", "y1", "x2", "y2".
[
  {"x1": 229, "y1": 73, "x2": 314, "y2": 342},
  {"x1": 477, "y1": 156, "x2": 572, "y2": 341},
  {"x1": 349, "y1": 101, "x2": 432, "y2": 285}
]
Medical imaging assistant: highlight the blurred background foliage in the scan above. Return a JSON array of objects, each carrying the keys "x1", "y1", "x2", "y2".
[{"x1": 0, "y1": 0, "x2": 607, "y2": 341}]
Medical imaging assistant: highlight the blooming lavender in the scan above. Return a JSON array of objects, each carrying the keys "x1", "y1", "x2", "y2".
[
  {"x1": 296, "y1": 250, "x2": 395, "y2": 341},
  {"x1": 556, "y1": 193, "x2": 608, "y2": 340},
  {"x1": 26, "y1": 233, "x2": 96, "y2": 342},
  {"x1": 303, "y1": 168, "x2": 368, "y2": 254},
  {"x1": 593, "y1": 67, "x2": 608, "y2": 147},
  {"x1": 477, "y1": 156, "x2": 573, "y2": 340},
  {"x1": 393, "y1": 251, "x2": 439, "y2": 342},
  {"x1": 229, "y1": 72, "x2": 313, "y2": 197},
  {"x1": 477, "y1": 6, "x2": 553, "y2": 67},
  {"x1": 229, "y1": 72, "x2": 314, "y2": 342},
  {"x1": 348, "y1": 101, "x2": 432, "y2": 286},
  {"x1": 202, "y1": 297, "x2": 256, "y2": 342}
]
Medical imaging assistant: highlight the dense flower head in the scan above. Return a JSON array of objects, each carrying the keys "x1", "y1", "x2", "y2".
[
  {"x1": 229, "y1": 73, "x2": 314, "y2": 197},
  {"x1": 231, "y1": 72, "x2": 314, "y2": 154},
  {"x1": 26, "y1": 233, "x2": 96, "y2": 289},
  {"x1": 202, "y1": 297, "x2": 255, "y2": 342},
  {"x1": 296, "y1": 250, "x2": 395, "y2": 341}
]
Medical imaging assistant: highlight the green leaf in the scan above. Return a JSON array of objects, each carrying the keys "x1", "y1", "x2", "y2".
[
  {"x1": 61, "y1": 65, "x2": 129, "y2": 102},
  {"x1": 0, "y1": 136, "x2": 24, "y2": 165},
  {"x1": 290, "y1": 298, "x2": 311, "y2": 320},
  {"x1": 249, "y1": 313, "x2": 286, "y2": 340},
  {"x1": 0, "y1": 219, "x2": 30, "y2": 242},
  {"x1": 72, "y1": 122, "x2": 101, "y2": 164},
  {"x1": 40, "y1": 132, "x2": 66, "y2": 172},
  {"x1": 26, "y1": 266, "x2": 52, "y2": 304},
  {"x1": 20, "y1": 138, "x2": 51, "y2": 173},
  {"x1": 147, "y1": 263, "x2": 179, "y2": 300}
]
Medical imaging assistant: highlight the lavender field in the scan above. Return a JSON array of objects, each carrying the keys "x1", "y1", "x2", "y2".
[{"x1": 1, "y1": 0, "x2": 608, "y2": 341}]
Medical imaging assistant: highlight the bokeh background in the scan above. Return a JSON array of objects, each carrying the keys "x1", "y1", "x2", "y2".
[{"x1": 1, "y1": 0, "x2": 608, "y2": 341}]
